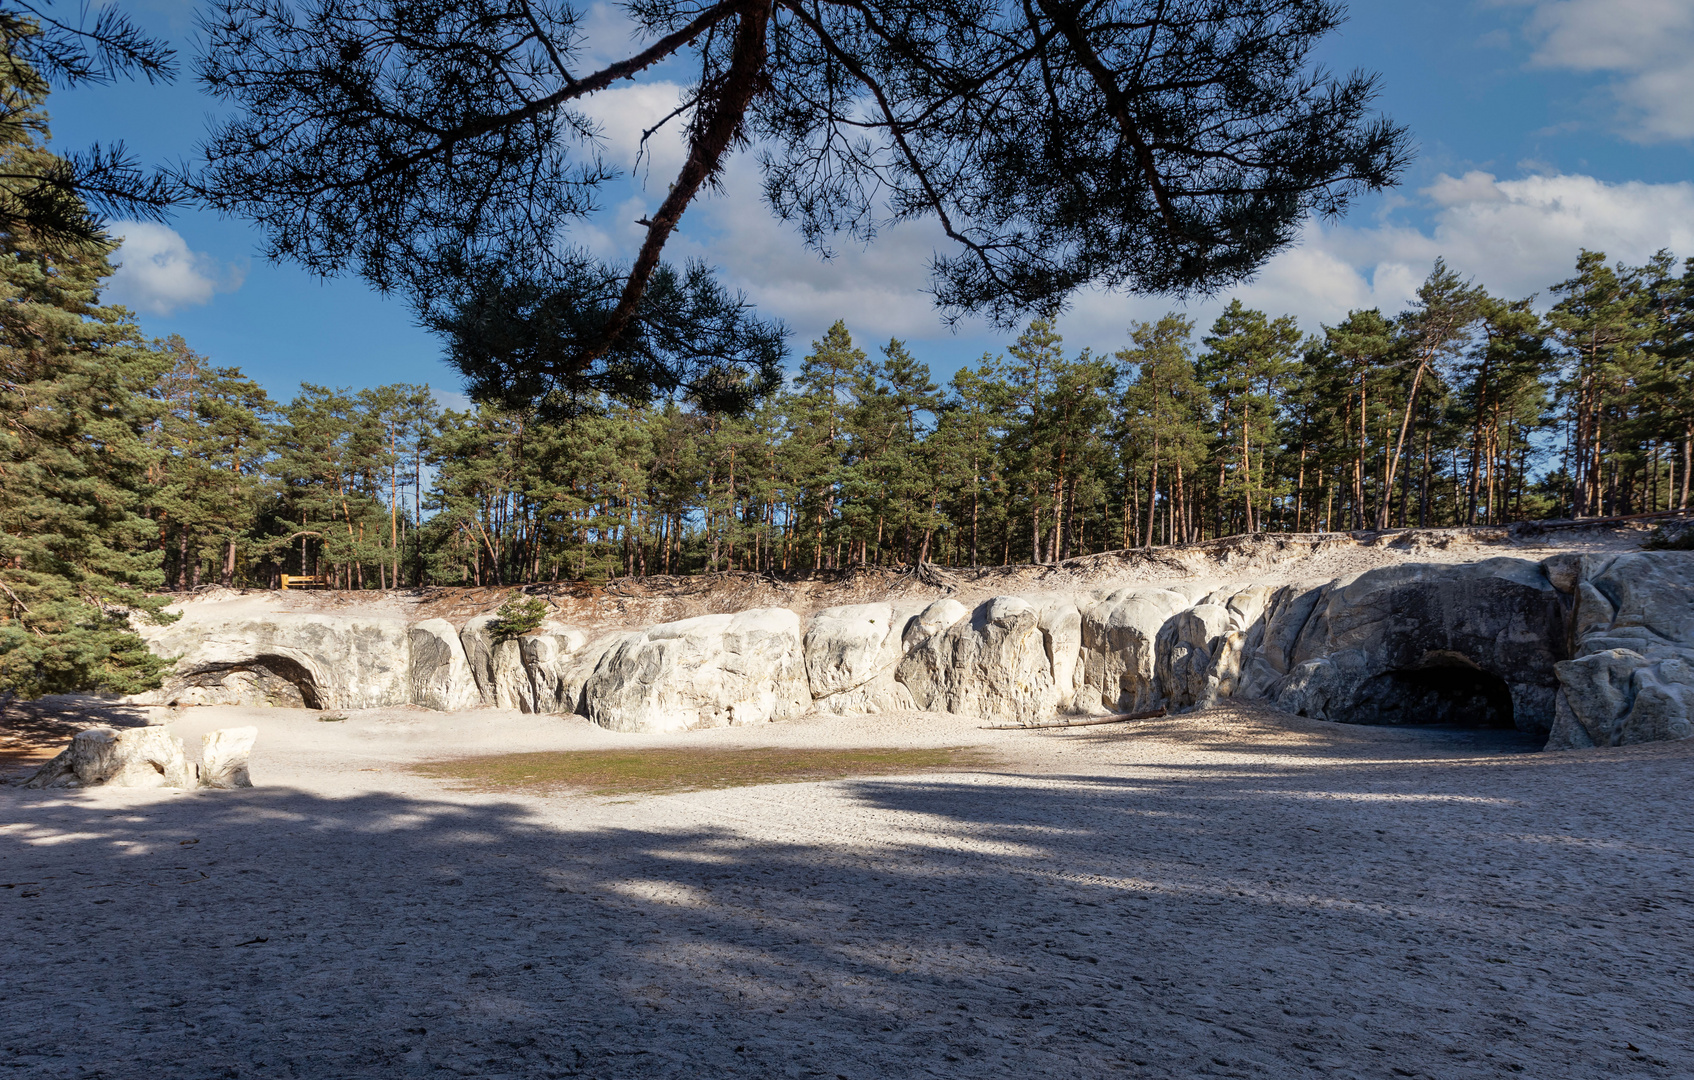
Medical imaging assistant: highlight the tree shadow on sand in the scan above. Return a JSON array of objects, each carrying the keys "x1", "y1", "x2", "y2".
[
  {"x1": 0, "y1": 694, "x2": 155, "y2": 768},
  {"x1": 3, "y1": 741, "x2": 1692, "y2": 1078}
]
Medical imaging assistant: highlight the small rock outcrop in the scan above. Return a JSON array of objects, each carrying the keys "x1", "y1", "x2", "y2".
[
  {"x1": 1546, "y1": 552, "x2": 1694, "y2": 749},
  {"x1": 198, "y1": 726, "x2": 257, "y2": 789},
  {"x1": 28, "y1": 726, "x2": 196, "y2": 789},
  {"x1": 580, "y1": 608, "x2": 810, "y2": 733}
]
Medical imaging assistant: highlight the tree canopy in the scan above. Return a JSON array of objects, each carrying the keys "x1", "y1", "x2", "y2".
[
  {"x1": 0, "y1": 3, "x2": 176, "y2": 249},
  {"x1": 189, "y1": 0, "x2": 1409, "y2": 410}
]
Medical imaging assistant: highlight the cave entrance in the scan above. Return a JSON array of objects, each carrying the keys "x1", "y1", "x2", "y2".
[
  {"x1": 1345, "y1": 664, "x2": 1515, "y2": 729},
  {"x1": 175, "y1": 655, "x2": 322, "y2": 709}
]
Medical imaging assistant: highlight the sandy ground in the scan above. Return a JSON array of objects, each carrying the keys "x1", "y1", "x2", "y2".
[{"x1": 4, "y1": 701, "x2": 1692, "y2": 1079}]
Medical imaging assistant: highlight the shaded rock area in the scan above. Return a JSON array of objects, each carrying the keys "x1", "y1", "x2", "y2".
[
  {"x1": 123, "y1": 545, "x2": 1694, "y2": 749},
  {"x1": 1546, "y1": 552, "x2": 1694, "y2": 749},
  {"x1": 1254, "y1": 559, "x2": 1567, "y2": 735}
]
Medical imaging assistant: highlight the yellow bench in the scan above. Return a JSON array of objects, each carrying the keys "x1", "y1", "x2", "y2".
[{"x1": 280, "y1": 574, "x2": 329, "y2": 590}]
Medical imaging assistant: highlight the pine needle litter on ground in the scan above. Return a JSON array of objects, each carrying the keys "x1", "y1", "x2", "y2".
[{"x1": 414, "y1": 745, "x2": 998, "y2": 797}]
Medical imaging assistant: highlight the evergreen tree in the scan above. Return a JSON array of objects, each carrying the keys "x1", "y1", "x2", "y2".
[
  {"x1": 0, "y1": 143, "x2": 174, "y2": 695},
  {"x1": 1548, "y1": 251, "x2": 1656, "y2": 517},
  {"x1": 1379, "y1": 261, "x2": 1488, "y2": 527},
  {"x1": 145, "y1": 336, "x2": 273, "y2": 588},
  {"x1": 1200, "y1": 301, "x2": 1301, "y2": 533},
  {"x1": 1118, "y1": 315, "x2": 1204, "y2": 546}
]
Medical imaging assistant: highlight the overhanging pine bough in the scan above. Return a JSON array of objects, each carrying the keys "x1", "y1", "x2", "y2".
[{"x1": 191, "y1": 0, "x2": 1408, "y2": 406}]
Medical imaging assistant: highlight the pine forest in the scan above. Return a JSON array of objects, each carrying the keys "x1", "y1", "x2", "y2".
[{"x1": 11, "y1": 247, "x2": 1694, "y2": 599}]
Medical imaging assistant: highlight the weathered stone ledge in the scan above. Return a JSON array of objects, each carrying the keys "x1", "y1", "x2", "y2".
[{"x1": 130, "y1": 553, "x2": 1694, "y2": 749}]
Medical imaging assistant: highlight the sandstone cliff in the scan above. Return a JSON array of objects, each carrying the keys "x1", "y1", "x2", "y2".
[{"x1": 128, "y1": 537, "x2": 1694, "y2": 749}]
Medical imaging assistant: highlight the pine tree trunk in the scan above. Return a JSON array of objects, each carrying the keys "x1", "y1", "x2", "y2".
[
  {"x1": 1682, "y1": 428, "x2": 1692, "y2": 510},
  {"x1": 1240, "y1": 401, "x2": 1254, "y2": 533},
  {"x1": 1419, "y1": 428, "x2": 1433, "y2": 527},
  {"x1": 1294, "y1": 444, "x2": 1307, "y2": 532},
  {"x1": 1146, "y1": 439, "x2": 1160, "y2": 548}
]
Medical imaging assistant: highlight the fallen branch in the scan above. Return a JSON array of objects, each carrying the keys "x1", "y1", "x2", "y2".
[
  {"x1": 1510, "y1": 508, "x2": 1694, "y2": 533},
  {"x1": 981, "y1": 708, "x2": 1167, "y2": 731}
]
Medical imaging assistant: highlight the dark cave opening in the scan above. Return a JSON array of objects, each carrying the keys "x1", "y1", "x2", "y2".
[
  {"x1": 1343, "y1": 664, "x2": 1516, "y2": 729},
  {"x1": 175, "y1": 655, "x2": 322, "y2": 709}
]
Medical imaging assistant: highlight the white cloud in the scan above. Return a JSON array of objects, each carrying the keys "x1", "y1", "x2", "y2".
[
  {"x1": 432, "y1": 388, "x2": 472, "y2": 412},
  {"x1": 105, "y1": 222, "x2": 245, "y2": 315},
  {"x1": 575, "y1": 81, "x2": 690, "y2": 185},
  {"x1": 584, "y1": 153, "x2": 1694, "y2": 368},
  {"x1": 1047, "y1": 171, "x2": 1694, "y2": 351},
  {"x1": 1509, "y1": 0, "x2": 1694, "y2": 141},
  {"x1": 642, "y1": 155, "x2": 984, "y2": 348}
]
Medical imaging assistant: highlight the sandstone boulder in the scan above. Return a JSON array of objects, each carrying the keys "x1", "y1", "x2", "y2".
[
  {"x1": 805, "y1": 600, "x2": 931, "y2": 715},
  {"x1": 804, "y1": 602, "x2": 904, "y2": 698},
  {"x1": 198, "y1": 726, "x2": 257, "y2": 789},
  {"x1": 407, "y1": 619, "x2": 482, "y2": 711},
  {"x1": 1078, "y1": 587, "x2": 1189, "y2": 714},
  {"x1": 897, "y1": 595, "x2": 1080, "y2": 725},
  {"x1": 580, "y1": 608, "x2": 809, "y2": 732},
  {"x1": 457, "y1": 613, "x2": 539, "y2": 711},
  {"x1": 26, "y1": 726, "x2": 195, "y2": 789},
  {"x1": 523, "y1": 625, "x2": 589, "y2": 713}
]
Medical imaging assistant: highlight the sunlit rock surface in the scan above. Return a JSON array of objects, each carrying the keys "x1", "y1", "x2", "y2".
[
  {"x1": 119, "y1": 548, "x2": 1694, "y2": 747},
  {"x1": 579, "y1": 608, "x2": 811, "y2": 733}
]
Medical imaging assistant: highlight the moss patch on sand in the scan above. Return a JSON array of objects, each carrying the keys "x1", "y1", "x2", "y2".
[{"x1": 415, "y1": 745, "x2": 995, "y2": 796}]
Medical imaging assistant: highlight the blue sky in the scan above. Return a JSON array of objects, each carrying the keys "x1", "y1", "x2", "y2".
[{"x1": 45, "y1": 0, "x2": 1694, "y2": 404}]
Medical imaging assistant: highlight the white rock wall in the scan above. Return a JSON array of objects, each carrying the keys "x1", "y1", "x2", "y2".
[{"x1": 125, "y1": 549, "x2": 1694, "y2": 748}]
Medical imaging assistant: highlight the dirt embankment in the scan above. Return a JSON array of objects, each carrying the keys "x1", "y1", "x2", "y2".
[{"x1": 147, "y1": 523, "x2": 1655, "y2": 634}]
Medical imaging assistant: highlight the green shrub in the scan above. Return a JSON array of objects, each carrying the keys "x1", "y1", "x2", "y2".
[{"x1": 489, "y1": 594, "x2": 548, "y2": 639}]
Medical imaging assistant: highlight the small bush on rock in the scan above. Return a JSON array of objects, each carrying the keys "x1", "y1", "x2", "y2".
[{"x1": 489, "y1": 595, "x2": 548, "y2": 639}]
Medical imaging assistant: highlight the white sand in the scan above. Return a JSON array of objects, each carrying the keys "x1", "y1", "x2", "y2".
[{"x1": 4, "y1": 701, "x2": 1692, "y2": 1078}]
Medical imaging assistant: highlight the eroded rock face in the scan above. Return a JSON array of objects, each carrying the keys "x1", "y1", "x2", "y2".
[
  {"x1": 1545, "y1": 553, "x2": 1694, "y2": 750},
  {"x1": 804, "y1": 599, "x2": 965, "y2": 715},
  {"x1": 27, "y1": 726, "x2": 194, "y2": 789},
  {"x1": 118, "y1": 546, "x2": 1690, "y2": 748},
  {"x1": 523, "y1": 625, "x2": 589, "y2": 714},
  {"x1": 140, "y1": 613, "x2": 411, "y2": 712},
  {"x1": 580, "y1": 608, "x2": 810, "y2": 732},
  {"x1": 1079, "y1": 588, "x2": 1191, "y2": 714},
  {"x1": 408, "y1": 619, "x2": 482, "y2": 711},
  {"x1": 897, "y1": 596, "x2": 1081, "y2": 726},
  {"x1": 1264, "y1": 558, "x2": 1567, "y2": 734}
]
